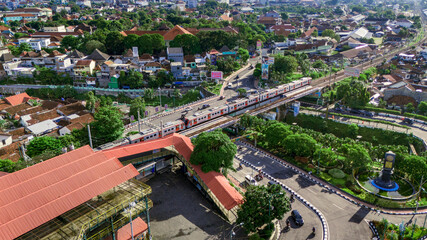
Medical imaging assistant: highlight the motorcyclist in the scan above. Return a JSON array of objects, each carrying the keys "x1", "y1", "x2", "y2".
[{"x1": 312, "y1": 227, "x2": 316, "y2": 234}]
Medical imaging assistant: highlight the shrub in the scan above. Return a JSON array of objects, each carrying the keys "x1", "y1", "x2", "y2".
[{"x1": 328, "y1": 168, "x2": 346, "y2": 179}]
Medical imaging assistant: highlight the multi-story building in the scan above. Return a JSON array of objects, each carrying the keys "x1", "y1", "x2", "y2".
[
  {"x1": 73, "y1": 59, "x2": 96, "y2": 76},
  {"x1": 167, "y1": 47, "x2": 184, "y2": 64},
  {"x1": 3, "y1": 14, "x2": 37, "y2": 23},
  {"x1": 43, "y1": 25, "x2": 66, "y2": 32},
  {"x1": 18, "y1": 38, "x2": 51, "y2": 51}
]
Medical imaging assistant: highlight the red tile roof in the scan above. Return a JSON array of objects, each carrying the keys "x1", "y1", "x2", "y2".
[
  {"x1": 4, "y1": 93, "x2": 34, "y2": 106},
  {"x1": 0, "y1": 145, "x2": 139, "y2": 240},
  {"x1": 163, "y1": 25, "x2": 193, "y2": 41},
  {"x1": 114, "y1": 217, "x2": 148, "y2": 240},
  {"x1": 104, "y1": 134, "x2": 243, "y2": 210}
]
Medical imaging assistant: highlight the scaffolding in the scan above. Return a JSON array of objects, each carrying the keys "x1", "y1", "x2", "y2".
[{"x1": 16, "y1": 179, "x2": 152, "y2": 240}]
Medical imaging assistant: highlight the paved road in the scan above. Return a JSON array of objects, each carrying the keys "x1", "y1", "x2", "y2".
[
  {"x1": 230, "y1": 157, "x2": 322, "y2": 240},
  {"x1": 234, "y1": 142, "x2": 427, "y2": 240}
]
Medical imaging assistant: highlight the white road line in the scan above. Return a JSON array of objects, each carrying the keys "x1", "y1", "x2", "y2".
[
  {"x1": 307, "y1": 188, "x2": 317, "y2": 195},
  {"x1": 333, "y1": 203, "x2": 344, "y2": 210}
]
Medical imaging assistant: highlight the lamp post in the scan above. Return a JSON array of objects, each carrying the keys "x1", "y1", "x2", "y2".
[{"x1": 126, "y1": 202, "x2": 137, "y2": 240}]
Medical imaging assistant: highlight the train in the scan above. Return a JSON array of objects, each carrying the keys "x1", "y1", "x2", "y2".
[{"x1": 97, "y1": 77, "x2": 312, "y2": 150}]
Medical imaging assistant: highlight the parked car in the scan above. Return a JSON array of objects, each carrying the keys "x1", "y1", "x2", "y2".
[
  {"x1": 201, "y1": 104, "x2": 210, "y2": 109},
  {"x1": 268, "y1": 180, "x2": 278, "y2": 186},
  {"x1": 291, "y1": 210, "x2": 304, "y2": 226},
  {"x1": 403, "y1": 118, "x2": 414, "y2": 125},
  {"x1": 184, "y1": 107, "x2": 192, "y2": 111}
]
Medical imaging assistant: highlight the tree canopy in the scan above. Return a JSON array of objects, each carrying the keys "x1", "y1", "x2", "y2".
[
  {"x1": 91, "y1": 105, "x2": 124, "y2": 146},
  {"x1": 26, "y1": 136, "x2": 63, "y2": 157},
  {"x1": 129, "y1": 97, "x2": 145, "y2": 120},
  {"x1": 336, "y1": 79, "x2": 370, "y2": 108},
  {"x1": 237, "y1": 184, "x2": 290, "y2": 233},
  {"x1": 190, "y1": 129, "x2": 237, "y2": 173},
  {"x1": 283, "y1": 133, "x2": 318, "y2": 157},
  {"x1": 264, "y1": 121, "x2": 292, "y2": 148},
  {"x1": 272, "y1": 55, "x2": 298, "y2": 74}
]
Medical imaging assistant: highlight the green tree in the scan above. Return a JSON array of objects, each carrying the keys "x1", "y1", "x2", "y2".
[
  {"x1": 237, "y1": 88, "x2": 247, "y2": 97},
  {"x1": 129, "y1": 97, "x2": 145, "y2": 119},
  {"x1": 150, "y1": 34, "x2": 165, "y2": 53},
  {"x1": 281, "y1": 12, "x2": 289, "y2": 20},
  {"x1": 264, "y1": 122, "x2": 292, "y2": 148},
  {"x1": 144, "y1": 88, "x2": 154, "y2": 100},
  {"x1": 137, "y1": 34, "x2": 153, "y2": 54},
  {"x1": 405, "y1": 103, "x2": 415, "y2": 113},
  {"x1": 190, "y1": 129, "x2": 237, "y2": 173},
  {"x1": 123, "y1": 34, "x2": 140, "y2": 50},
  {"x1": 170, "y1": 34, "x2": 201, "y2": 55},
  {"x1": 238, "y1": 48, "x2": 249, "y2": 63},
  {"x1": 272, "y1": 55, "x2": 298, "y2": 74},
  {"x1": 283, "y1": 133, "x2": 318, "y2": 157},
  {"x1": 400, "y1": 155, "x2": 427, "y2": 182},
  {"x1": 347, "y1": 123, "x2": 359, "y2": 138},
  {"x1": 105, "y1": 31, "x2": 125, "y2": 55},
  {"x1": 338, "y1": 143, "x2": 371, "y2": 172},
  {"x1": 237, "y1": 184, "x2": 290, "y2": 233},
  {"x1": 417, "y1": 101, "x2": 427, "y2": 115},
  {"x1": 314, "y1": 147, "x2": 337, "y2": 166},
  {"x1": 0, "y1": 159, "x2": 16, "y2": 173},
  {"x1": 61, "y1": 36, "x2": 80, "y2": 50},
  {"x1": 85, "y1": 40, "x2": 106, "y2": 54},
  {"x1": 85, "y1": 91, "x2": 98, "y2": 112},
  {"x1": 26, "y1": 136, "x2": 63, "y2": 157},
  {"x1": 322, "y1": 29, "x2": 340, "y2": 41},
  {"x1": 119, "y1": 69, "x2": 144, "y2": 88},
  {"x1": 91, "y1": 105, "x2": 124, "y2": 146},
  {"x1": 336, "y1": 79, "x2": 370, "y2": 108}
]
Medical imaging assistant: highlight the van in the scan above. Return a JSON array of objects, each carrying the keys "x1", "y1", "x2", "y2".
[{"x1": 245, "y1": 175, "x2": 258, "y2": 186}]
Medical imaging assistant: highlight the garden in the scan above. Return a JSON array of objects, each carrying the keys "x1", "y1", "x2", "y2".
[
  {"x1": 372, "y1": 218, "x2": 427, "y2": 240},
  {"x1": 238, "y1": 113, "x2": 427, "y2": 209}
]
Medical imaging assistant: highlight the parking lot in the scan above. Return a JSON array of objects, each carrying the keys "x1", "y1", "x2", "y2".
[{"x1": 146, "y1": 169, "x2": 246, "y2": 240}]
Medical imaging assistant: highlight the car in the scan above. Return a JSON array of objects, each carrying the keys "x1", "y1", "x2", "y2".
[
  {"x1": 228, "y1": 83, "x2": 233, "y2": 89},
  {"x1": 403, "y1": 118, "x2": 414, "y2": 125},
  {"x1": 291, "y1": 210, "x2": 304, "y2": 226},
  {"x1": 220, "y1": 96, "x2": 225, "y2": 100},
  {"x1": 184, "y1": 107, "x2": 192, "y2": 111},
  {"x1": 245, "y1": 175, "x2": 258, "y2": 186},
  {"x1": 201, "y1": 104, "x2": 210, "y2": 109}
]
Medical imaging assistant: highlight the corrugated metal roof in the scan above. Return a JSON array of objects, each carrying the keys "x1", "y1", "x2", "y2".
[
  {"x1": 115, "y1": 217, "x2": 148, "y2": 240},
  {"x1": 104, "y1": 134, "x2": 243, "y2": 211},
  {"x1": 0, "y1": 145, "x2": 139, "y2": 240}
]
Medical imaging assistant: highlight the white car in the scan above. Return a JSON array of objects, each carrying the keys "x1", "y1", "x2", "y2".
[
  {"x1": 184, "y1": 107, "x2": 193, "y2": 111},
  {"x1": 245, "y1": 175, "x2": 258, "y2": 186}
]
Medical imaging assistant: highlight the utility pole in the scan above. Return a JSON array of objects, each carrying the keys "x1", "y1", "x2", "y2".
[
  {"x1": 137, "y1": 109, "x2": 141, "y2": 133},
  {"x1": 88, "y1": 124, "x2": 93, "y2": 149},
  {"x1": 158, "y1": 87, "x2": 162, "y2": 108}
]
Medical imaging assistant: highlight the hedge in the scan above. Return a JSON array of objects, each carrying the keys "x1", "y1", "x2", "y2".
[
  {"x1": 404, "y1": 112, "x2": 427, "y2": 122},
  {"x1": 357, "y1": 106, "x2": 401, "y2": 115}
]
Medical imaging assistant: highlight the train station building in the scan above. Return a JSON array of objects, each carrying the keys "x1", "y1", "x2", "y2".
[{"x1": 0, "y1": 133, "x2": 243, "y2": 239}]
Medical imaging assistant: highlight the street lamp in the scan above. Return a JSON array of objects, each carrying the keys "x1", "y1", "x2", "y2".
[{"x1": 230, "y1": 222, "x2": 243, "y2": 240}]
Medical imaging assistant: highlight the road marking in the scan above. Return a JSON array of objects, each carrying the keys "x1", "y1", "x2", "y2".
[
  {"x1": 307, "y1": 188, "x2": 317, "y2": 195},
  {"x1": 333, "y1": 203, "x2": 344, "y2": 210}
]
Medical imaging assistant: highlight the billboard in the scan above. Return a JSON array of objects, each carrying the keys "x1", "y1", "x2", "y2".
[
  {"x1": 211, "y1": 71, "x2": 223, "y2": 80},
  {"x1": 257, "y1": 40, "x2": 262, "y2": 51},
  {"x1": 261, "y1": 64, "x2": 269, "y2": 80},
  {"x1": 344, "y1": 67, "x2": 361, "y2": 77},
  {"x1": 268, "y1": 57, "x2": 275, "y2": 65}
]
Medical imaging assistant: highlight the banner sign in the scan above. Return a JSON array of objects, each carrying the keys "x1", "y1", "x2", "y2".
[
  {"x1": 293, "y1": 101, "x2": 300, "y2": 117},
  {"x1": 268, "y1": 57, "x2": 275, "y2": 65},
  {"x1": 211, "y1": 71, "x2": 223, "y2": 80},
  {"x1": 344, "y1": 67, "x2": 361, "y2": 77},
  {"x1": 261, "y1": 64, "x2": 269, "y2": 80}
]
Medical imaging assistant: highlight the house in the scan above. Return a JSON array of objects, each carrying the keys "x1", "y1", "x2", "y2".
[
  {"x1": 167, "y1": 47, "x2": 184, "y2": 64},
  {"x1": 5, "y1": 93, "x2": 35, "y2": 106},
  {"x1": 0, "y1": 133, "x2": 12, "y2": 148},
  {"x1": 347, "y1": 27, "x2": 373, "y2": 40},
  {"x1": 3, "y1": 14, "x2": 37, "y2": 23},
  {"x1": 302, "y1": 27, "x2": 318, "y2": 38},
  {"x1": 257, "y1": 17, "x2": 279, "y2": 29},
  {"x1": 18, "y1": 38, "x2": 51, "y2": 51},
  {"x1": 87, "y1": 49, "x2": 110, "y2": 65},
  {"x1": 265, "y1": 10, "x2": 280, "y2": 19},
  {"x1": 74, "y1": 59, "x2": 96, "y2": 76},
  {"x1": 43, "y1": 25, "x2": 66, "y2": 32},
  {"x1": 58, "y1": 122, "x2": 85, "y2": 136},
  {"x1": 170, "y1": 62, "x2": 183, "y2": 78},
  {"x1": 270, "y1": 24, "x2": 296, "y2": 33},
  {"x1": 384, "y1": 81, "x2": 427, "y2": 103},
  {"x1": 396, "y1": 19, "x2": 413, "y2": 28},
  {"x1": 145, "y1": 62, "x2": 162, "y2": 71},
  {"x1": 339, "y1": 45, "x2": 373, "y2": 59},
  {"x1": 163, "y1": 25, "x2": 194, "y2": 46},
  {"x1": 26, "y1": 119, "x2": 59, "y2": 136},
  {"x1": 65, "y1": 50, "x2": 86, "y2": 64},
  {"x1": 44, "y1": 50, "x2": 67, "y2": 70}
]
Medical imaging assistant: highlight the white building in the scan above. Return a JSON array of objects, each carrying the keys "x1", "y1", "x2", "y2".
[
  {"x1": 18, "y1": 38, "x2": 51, "y2": 51},
  {"x1": 396, "y1": 19, "x2": 413, "y2": 28},
  {"x1": 43, "y1": 25, "x2": 66, "y2": 32},
  {"x1": 0, "y1": 133, "x2": 12, "y2": 148}
]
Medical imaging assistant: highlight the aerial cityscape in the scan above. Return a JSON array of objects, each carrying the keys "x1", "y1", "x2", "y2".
[{"x1": 0, "y1": 0, "x2": 426, "y2": 239}]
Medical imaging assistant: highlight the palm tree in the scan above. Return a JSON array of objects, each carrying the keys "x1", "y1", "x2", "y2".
[{"x1": 144, "y1": 88, "x2": 154, "y2": 100}]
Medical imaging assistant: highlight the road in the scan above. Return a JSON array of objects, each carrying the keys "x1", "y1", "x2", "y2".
[
  {"x1": 233, "y1": 142, "x2": 427, "y2": 240},
  {"x1": 230, "y1": 156, "x2": 322, "y2": 240}
]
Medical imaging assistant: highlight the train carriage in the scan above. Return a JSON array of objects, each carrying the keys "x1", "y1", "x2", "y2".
[
  {"x1": 185, "y1": 110, "x2": 211, "y2": 128},
  {"x1": 209, "y1": 106, "x2": 229, "y2": 118},
  {"x1": 161, "y1": 120, "x2": 185, "y2": 137}
]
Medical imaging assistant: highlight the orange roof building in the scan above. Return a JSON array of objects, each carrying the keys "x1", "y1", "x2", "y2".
[
  {"x1": 162, "y1": 25, "x2": 193, "y2": 41},
  {"x1": 4, "y1": 93, "x2": 35, "y2": 106}
]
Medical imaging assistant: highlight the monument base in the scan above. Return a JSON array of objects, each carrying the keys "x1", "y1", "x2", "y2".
[{"x1": 371, "y1": 179, "x2": 399, "y2": 192}]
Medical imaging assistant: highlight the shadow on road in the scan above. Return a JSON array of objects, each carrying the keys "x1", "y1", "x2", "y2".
[
  {"x1": 348, "y1": 207, "x2": 370, "y2": 223},
  {"x1": 320, "y1": 188, "x2": 334, "y2": 194},
  {"x1": 305, "y1": 232, "x2": 316, "y2": 239},
  {"x1": 295, "y1": 175, "x2": 316, "y2": 188},
  {"x1": 271, "y1": 169, "x2": 298, "y2": 180}
]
